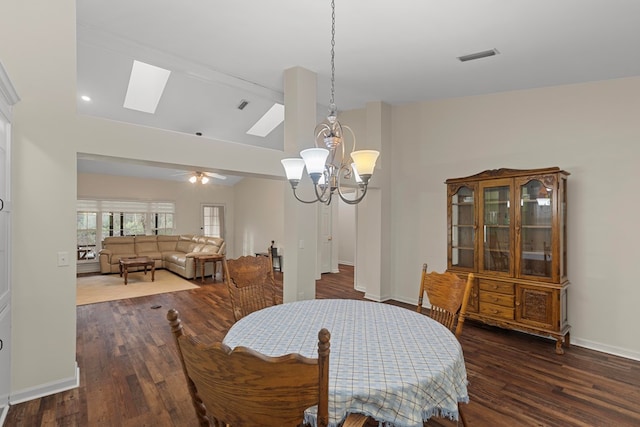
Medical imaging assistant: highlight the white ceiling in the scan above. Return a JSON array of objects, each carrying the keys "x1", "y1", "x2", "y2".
[{"x1": 76, "y1": 0, "x2": 640, "y2": 183}]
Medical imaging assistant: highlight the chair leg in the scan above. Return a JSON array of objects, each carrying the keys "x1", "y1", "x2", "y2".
[
  {"x1": 342, "y1": 413, "x2": 373, "y2": 427},
  {"x1": 458, "y1": 403, "x2": 468, "y2": 427}
]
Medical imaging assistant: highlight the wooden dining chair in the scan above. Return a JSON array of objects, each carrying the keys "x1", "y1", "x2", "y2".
[
  {"x1": 223, "y1": 255, "x2": 278, "y2": 322},
  {"x1": 167, "y1": 308, "x2": 333, "y2": 427},
  {"x1": 417, "y1": 264, "x2": 474, "y2": 426},
  {"x1": 417, "y1": 263, "x2": 474, "y2": 338}
]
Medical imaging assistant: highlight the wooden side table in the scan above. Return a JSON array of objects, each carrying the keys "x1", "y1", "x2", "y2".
[{"x1": 194, "y1": 254, "x2": 225, "y2": 284}]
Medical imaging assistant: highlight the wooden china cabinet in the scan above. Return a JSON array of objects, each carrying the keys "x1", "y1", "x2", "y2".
[{"x1": 446, "y1": 167, "x2": 570, "y2": 354}]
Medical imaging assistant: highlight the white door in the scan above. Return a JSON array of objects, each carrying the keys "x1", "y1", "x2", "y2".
[
  {"x1": 0, "y1": 119, "x2": 8, "y2": 307},
  {"x1": 319, "y1": 203, "x2": 332, "y2": 273},
  {"x1": 0, "y1": 61, "x2": 17, "y2": 419},
  {"x1": 0, "y1": 305, "x2": 10, "y2": 411}
]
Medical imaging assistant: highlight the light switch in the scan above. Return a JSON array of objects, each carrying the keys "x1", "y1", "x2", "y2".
[{"x1": 57, "y1": 251, "x2": 69, "y2": 266}]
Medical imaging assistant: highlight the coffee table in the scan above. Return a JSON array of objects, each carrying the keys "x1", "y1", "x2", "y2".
[
  {"x1": 119, "y1": 256, "x2": 155, "y2": 285},
  {"x1": 194, "y1": 253, "x2": 225, "y2": 283}
]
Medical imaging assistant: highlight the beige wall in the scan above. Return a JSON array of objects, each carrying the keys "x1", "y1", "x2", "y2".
[
  {"x1": 232, "y1": 177, "x2": 285, "y2": 258},
  {"x1": 387, "y1": 77, "x2": 640, "y2": 359}
]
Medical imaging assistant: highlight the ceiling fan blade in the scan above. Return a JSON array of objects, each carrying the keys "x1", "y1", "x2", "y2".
[{"x1": 205, "y1": 172, "x2": 227, "y2": 180}]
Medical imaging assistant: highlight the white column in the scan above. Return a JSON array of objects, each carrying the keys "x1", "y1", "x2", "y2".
[
  {"x1": 282, "y1": 67, "x2": 319, "y2": 302},
  {"x1": 355, "y1": 101, "x2": 392, "y2": 301}
]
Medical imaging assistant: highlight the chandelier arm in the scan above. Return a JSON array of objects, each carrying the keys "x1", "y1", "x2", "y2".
[
  {"x1": 337, "y1": 122, "x2": 346, "y2": 165},
  {"x1": 343, "y1": 124, "x2": 356, "y2": 152},
  {"x1": 335, "y1": 163, "x2": 365, "y2": 204},
  {"x1": 314, "y1": 184, "x2": 332, "y2": 205},
  {"x1": 313, "y1": 168, "x2": 332, "y2": 204},
  {"x1": 315, "y1": 123, "x2": 331, "y2": 147},
  {"x1": 337, "y1": 183, "x2": 368, "y2": 205},
  {"x1": 292, "y1": 187, "x2": 323, "y2": 204}
]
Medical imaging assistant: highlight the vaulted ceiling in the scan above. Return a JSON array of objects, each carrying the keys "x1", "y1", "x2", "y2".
[{"x1": 76, "y1": 0, "x2": 640, "y2": 183}]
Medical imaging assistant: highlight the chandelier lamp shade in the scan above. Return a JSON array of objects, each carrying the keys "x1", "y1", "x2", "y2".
[{"x1": 280, "y1": 0, "x2": 379, "y2": 205}]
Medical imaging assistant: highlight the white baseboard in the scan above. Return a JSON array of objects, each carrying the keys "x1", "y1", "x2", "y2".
[
  {"x1": 9, "y1": 362, "x2": 80, "y2": 405},
  {"x1": 0, "y1": 404, "x2": 8, "y2": 427},
  {"x1": 337, "y1": 260, "x2": 354, "y2": 266},
  {"x1": 571, "y1": 338, "x2": 640, "y2": 362}
]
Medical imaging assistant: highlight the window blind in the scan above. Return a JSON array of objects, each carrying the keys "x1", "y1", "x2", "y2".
[{"x1": 77, "y1": 199, "x2": 174, "y2": 214}]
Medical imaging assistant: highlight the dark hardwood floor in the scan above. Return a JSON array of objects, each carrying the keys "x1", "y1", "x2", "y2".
[{"x1": 5, "y1": 265, "x2": 640, "y2": 426}]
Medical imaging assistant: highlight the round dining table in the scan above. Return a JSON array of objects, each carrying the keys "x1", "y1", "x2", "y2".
[{"x1": 222, "y1": 299, "x2": 469, "y2": 427}]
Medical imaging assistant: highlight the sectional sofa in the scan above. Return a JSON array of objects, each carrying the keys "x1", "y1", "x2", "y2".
[{"x1": 98, "y1": 234, "x2": 225, "y2": 279}]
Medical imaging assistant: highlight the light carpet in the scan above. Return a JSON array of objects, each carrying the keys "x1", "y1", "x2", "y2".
[{"x1": 77, "y1": 269, "x2": 199, "y2": 306}]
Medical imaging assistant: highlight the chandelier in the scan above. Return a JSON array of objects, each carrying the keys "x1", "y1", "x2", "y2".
[{"x1": 281, "y1": 0, "x2": 379, "y2": 205}]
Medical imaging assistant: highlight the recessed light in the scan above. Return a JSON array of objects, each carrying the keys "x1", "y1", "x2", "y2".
[{"x1": 81, "y1": 95, "x2": 91, "y2": 102}]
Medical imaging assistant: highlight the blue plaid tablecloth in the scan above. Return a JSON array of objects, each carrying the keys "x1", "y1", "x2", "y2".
[{"x1": 222, "y1": 299, "x2": 469, "y2": 427}]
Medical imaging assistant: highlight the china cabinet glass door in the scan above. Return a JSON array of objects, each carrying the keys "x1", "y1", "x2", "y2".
[
  {"x1": 449, "y1": 185, "x2": 475, "y2": 270},
  {"x1": 518, "y1": 178, "x2": 553, "y2": 279},
  {"x1": 480, "y1": 179, "x2": 512, "y2": 275}
]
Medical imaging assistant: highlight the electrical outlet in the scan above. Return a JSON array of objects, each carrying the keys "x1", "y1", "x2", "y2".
[{"x1": 57, "y1": 251, "x2": 69, "y2": 266}]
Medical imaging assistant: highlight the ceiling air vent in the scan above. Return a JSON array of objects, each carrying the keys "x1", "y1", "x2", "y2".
[
  {"x1": 458, "y1": 48, "x2": 500, "y2": 62},
  {"x1": 237, "y1": 99, "x2": 249, "y2": 110}
]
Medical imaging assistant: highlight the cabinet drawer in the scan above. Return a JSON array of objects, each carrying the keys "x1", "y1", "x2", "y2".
[
  {"x1": 480, "y1": 302, "x2": 514, "y2": 320},
  {"x1": 480, "y1": 292, "x2": 514, "y2": 307},
  {"x1": 479, "y1": 279, "x2": 514, "y2": 295}
]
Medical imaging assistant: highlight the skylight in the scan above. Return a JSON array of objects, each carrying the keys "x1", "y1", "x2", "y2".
[
  {"x1": 246, "y1": 103, "x2": 284, "y2": 137},
  {"x1": 123, "y1": 60, "x2": 171, "y2": 114}
]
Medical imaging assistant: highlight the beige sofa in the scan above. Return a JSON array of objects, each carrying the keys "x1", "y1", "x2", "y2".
[{"x1": 98, "y1": 234, "x2": 225, "y2": 279}]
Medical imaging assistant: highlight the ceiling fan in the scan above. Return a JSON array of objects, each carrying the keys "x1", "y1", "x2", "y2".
[{"x1": 173, "y1": 170, "x2": 227, "y2": 184}]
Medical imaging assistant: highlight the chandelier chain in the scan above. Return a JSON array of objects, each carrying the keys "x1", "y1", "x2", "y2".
[{"x1": 330, "y1": 0, "x2": 336, "y2": 107}]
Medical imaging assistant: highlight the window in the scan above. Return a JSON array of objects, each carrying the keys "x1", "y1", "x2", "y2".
[
  {"x1": 101, "y1": 212, "x2": 147, "y2": 236},
  {"x1": 77, "y1": 212, "x2": 97, "y2": 245},
  {"x1": 153, "y1": 212, "x2": 174, "y2": 235},
  {"x1": 77, "y1": 199, "x2": 175, "y2": 258},
  {"x1": 202, "y1": 204, "x2": 225, "y2": 238}
]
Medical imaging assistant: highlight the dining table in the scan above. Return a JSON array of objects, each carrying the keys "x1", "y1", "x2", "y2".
[{"x1": 222, "y1": 299, "x2": 469, "y2": 427}]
